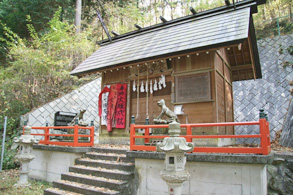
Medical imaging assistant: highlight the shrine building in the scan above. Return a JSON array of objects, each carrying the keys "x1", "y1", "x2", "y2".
[{"x1": 71, "y1": 0, "x2": 266, "y2": 145}]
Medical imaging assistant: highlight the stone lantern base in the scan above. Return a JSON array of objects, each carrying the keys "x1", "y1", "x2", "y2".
[
  {"x1": 14, "y1": 160, "x2": 32, "y2": 187},
  {"x1": 160, "y1": 169, "x2": 190, "y2": 195}
]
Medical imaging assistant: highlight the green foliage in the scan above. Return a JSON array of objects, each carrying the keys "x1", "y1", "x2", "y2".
[
  {"x1": 0, "y1": 0, "x2": 75, "y2": 38},
  {"x1": 0, "y1": 9, "x2": 96, "y2": 149},
  {"x1": 0, "y1": 0, "x2": 75, "y2": 66},
  {"x1": 287, "y1": 45, "x2": 293, "y2": 55},
  {"x1": 253, "y1": 0, "x2": 292, "y2": 39},
  {"x1": 0, "y1": 143, "x2": 19, "y2": 170}
]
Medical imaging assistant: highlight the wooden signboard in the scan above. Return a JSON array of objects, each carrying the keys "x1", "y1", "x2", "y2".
[{"x1": 175, "y1": 72, "x2": 211, "y2": 103}]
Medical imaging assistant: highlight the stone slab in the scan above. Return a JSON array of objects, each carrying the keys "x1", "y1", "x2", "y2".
[
  {"x1": 32, "y1": 145, "x2": 92, "y2": 153},
  {"x1": 127, "y1": 151, "x2": 272, "y2": 164}
]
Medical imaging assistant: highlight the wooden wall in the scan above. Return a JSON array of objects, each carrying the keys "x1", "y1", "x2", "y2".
[
  {"x1": 99, "y1": 48, "x2": 234, "y2": 136},
  {"x1": 172, "y1": 52, "x2": 215, "y2": 124},
  {"x1": 214, "y1": 48, "x2": 234, "y2": 134}
]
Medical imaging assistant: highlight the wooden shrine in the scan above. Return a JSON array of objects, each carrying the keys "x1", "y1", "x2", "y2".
[{"x1": 71, "y1": 0, "x2": 266, "y2": 144}]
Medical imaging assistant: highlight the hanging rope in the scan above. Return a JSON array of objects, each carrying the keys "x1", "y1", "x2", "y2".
[
  {"x1": 146, "y1": 65, "x2": 149, "y2": 118},
  {"x1": 136, "y1": 66, "x2": 139, "y2": 119}
]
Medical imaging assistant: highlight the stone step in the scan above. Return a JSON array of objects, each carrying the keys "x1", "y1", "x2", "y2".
[
  {"x1": 44, "y1": 187, "x2": 82, "y2": 195},
  {"x1": 75, "y1": 158, "x2": 135, "y2": 172},
  {"x1": 69, "y1": 165, "x2": 134, "y2": 181},
  {"x1": 91, "y1": 147, "x2": 128, "y2": 155},
  {"x1": 61, "y1": 172, "x2": 128, "y2": 191},
  {"x1": 85, "y1": 152, "x2": 134, "y2": 163},
  {"x1": 53, "y1": 180, "x2": 120, "y2": 195}
]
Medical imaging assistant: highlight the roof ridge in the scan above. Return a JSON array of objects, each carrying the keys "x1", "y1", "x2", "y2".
[{"x1": 97, "y1": 0, "x2": 260, "y2": 46}]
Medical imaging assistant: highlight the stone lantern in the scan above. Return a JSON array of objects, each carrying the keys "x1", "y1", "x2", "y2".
[
  {"x1": 157, "y1": 121, "x2": 194, "y2": 195},
  {"x1": 14, "y1": 125, "x2": 38, "y2": 187}
]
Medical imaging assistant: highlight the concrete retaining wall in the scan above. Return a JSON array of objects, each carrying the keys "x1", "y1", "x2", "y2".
[
  {"x1": 135, "y1": 159, "x2": 266, "y2": 195},
  {"x1": 28, "y1": 145, "x2": 91, "y2": 182},
  {"x1": 129, "y1": 152, "x2": 269, "y2": 195},
  {"x1": 28, "y1": 146, "x2": 292, "y2": 194}
]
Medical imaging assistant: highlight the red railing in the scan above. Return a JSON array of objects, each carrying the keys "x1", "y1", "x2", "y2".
[
  {"x1": 23, "y1": 125, "x2": 94, "y2": 147},
  {"x1": 130, "y1": 119, "x2": 271, "y2": 155}
]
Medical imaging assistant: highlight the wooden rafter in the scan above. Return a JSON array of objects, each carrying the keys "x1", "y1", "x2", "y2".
[{"x1": 247, "y1": 34, "x2": 257, "y2": 80}]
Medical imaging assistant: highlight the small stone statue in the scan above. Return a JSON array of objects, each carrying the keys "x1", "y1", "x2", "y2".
[
  {"x1": 68, "y1": 109, "x2": 88, "y2": 126},
  {"x1": 154, "y1": 99, "x2": 180, "y2": 124}
]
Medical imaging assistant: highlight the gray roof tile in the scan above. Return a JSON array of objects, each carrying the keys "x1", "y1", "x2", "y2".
[{"x1": 71, "y1": 7, "x2": 251, "y2": 76}]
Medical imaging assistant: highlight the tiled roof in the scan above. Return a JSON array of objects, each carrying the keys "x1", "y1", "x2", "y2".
[{"x1": 71, "y1": 7, "x2": 252, "y2": 76}]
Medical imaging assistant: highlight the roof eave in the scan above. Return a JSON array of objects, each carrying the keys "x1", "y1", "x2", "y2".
[
  {"x1": 249, "y1": 16, "x2": 262, "y2": 79},
  {"x1": 70, "y1": 38, "x2": 247, "y2": 77}
]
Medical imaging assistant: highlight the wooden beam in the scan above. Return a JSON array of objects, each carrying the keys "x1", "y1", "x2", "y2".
[
  {"x1": 216, "y1": 50, "x2": 231, "y2": 70},
  {"x1": 216, "y1": 70, "x2": 232, "y2": 86},
  {"x1": 232, "y1": 47, "x2": 238, "y2": 66},
  {"x1": 241, "y1": 46, "x2": 246, "y2": 65},
  {"x1": 231, "y1": 64, "x2": 253, "y2": 71},
  {"x1": 247, "y1": 33, "x2": 257, "y2": 80},
  {"x1": 97, "y1": 9, "x2": 112, "y2": 42}
]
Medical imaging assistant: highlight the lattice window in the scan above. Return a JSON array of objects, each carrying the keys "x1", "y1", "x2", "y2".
[{"x1": 177, "y1": 155, "x2": 184, "y2": 169}]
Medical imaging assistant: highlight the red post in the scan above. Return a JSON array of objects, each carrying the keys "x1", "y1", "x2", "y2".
[
  {"x1": 73, "y1": 125, "x2": 79, "y2": 147},
  {"x1": 90, "y1": 126, "x2": 94, "y2": 146},
  {"x1": 130, "y1": 124, "x2": 135, "y2": 150},
  {"x1": 145, "y1": 128, "x2": 150, "y2": 144},
  {"x1": 186, "y1": 125, "x2": 192, "y2": 142},
  {"x1": 266, "y1": 121, "x2": 271, "y2": 153},
  {"x1": 44, "y1": 127, "x2": 49, "y2": 144},
  {"x1": 259, "y1": 119, "x2": 269, "y2": 155}
]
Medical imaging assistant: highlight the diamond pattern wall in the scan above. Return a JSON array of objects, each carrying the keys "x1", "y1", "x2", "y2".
[
  {"x1": 23, "y1": 78, "x2": 101, "y2": 135},
  {"x1": 233, "y1": 34, "x2": 293, "y2": 143}
]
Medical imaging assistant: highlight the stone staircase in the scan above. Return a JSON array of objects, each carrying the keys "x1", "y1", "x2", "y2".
[{"x1": 44, "y1": 147, "x2": 135, "y2": 195}]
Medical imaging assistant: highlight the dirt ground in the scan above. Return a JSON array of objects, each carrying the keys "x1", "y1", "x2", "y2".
[{"x1": 0, "y1": 169, "x2": 51, "y2": 195}]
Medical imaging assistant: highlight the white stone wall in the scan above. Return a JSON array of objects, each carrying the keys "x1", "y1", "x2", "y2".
[
  {"x1": 23, "y1": 78, "x2": 101, "y2": 137},
  {"x1": 135, "y1": 158, "x2": 267, "y2": 195}
]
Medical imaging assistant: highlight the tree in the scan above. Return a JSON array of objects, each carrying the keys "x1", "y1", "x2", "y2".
[
  {"x1": 0, "y1": 9, "x2": 96, "y2": 137},
  {"x1": 0, "y1": 0, "x2": 76, "y2": 66},
  {"x1": 75, "y1": 0, "x2": 82, "y2": 33}
]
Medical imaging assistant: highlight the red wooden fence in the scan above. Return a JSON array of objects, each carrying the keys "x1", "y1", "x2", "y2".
[
  {"x1": 130, "y1": 119, "x2": 271, "y2": 155},
  {"x1": 23, "y1": 125, "x2": 94, "y2": 147}
]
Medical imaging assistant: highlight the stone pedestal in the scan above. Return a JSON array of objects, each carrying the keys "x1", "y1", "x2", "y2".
[
  {"x1": 16, "y1": 156, "x2": 34, "y2": 187},
  {"x1": 14, "y1": 126, "x2": 38, "y2": 187}
]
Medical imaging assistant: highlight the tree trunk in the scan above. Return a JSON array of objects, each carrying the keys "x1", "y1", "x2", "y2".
[
  {"x1": 262, "y1": 6, "x2": 266, "y2": 21},
  {"x1": 75, "y1": 0, "x2": 82, "y2": 34},
  {"x1": 289, "y1": 2, "x2": 292, "y2": 22}
]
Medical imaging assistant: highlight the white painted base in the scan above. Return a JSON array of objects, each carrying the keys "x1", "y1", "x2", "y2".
[
  {"x1": 135, "y1": 159, "x2": 267, "y2": 195},
  {"x1": 28, "y1": 149, "x2": 83, "y2": 182}
]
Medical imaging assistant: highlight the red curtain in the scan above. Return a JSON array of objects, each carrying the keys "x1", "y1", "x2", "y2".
[
  {"x1": 107, "y1": 84, "x2": 118, "y2": 131},
  {"x1": 115, "y1": 84, "x2": 127, "y2": 128}
]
